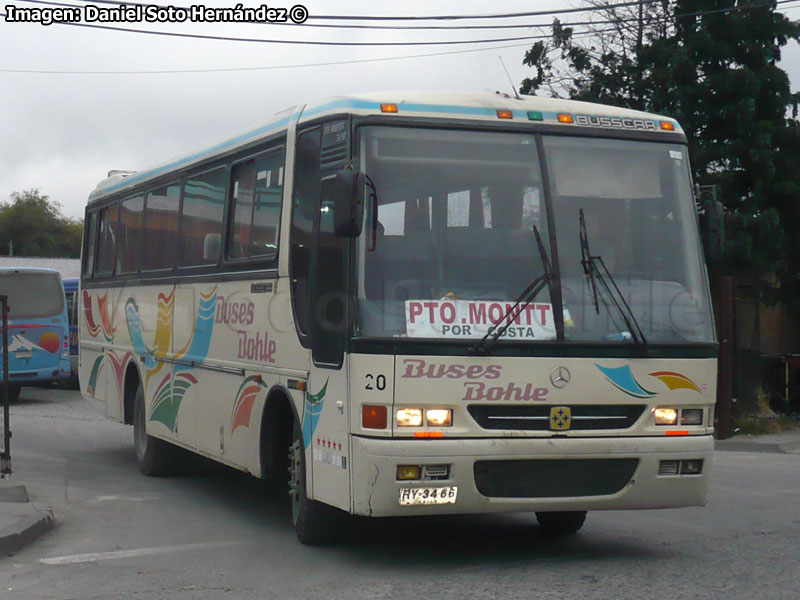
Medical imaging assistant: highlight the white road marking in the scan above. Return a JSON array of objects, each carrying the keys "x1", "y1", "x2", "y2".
[
  {"x1": 85, "y1": 494, "x2": 159, "y2": 503},
  {"x1": 40, "y1": 540, "x2": 249, "y2": 565}
]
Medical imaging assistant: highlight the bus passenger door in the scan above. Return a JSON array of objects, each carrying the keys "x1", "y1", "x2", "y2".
[{"x1": 295, "y1": 119, "x2": 352, "y2": 512}]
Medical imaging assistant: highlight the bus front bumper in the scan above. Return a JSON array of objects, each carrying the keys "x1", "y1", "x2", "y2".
[{"x1": 349, "y1": 435, "x2": 713, "y2": 517}]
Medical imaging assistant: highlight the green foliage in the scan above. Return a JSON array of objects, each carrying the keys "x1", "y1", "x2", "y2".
[
  {"x1": 734, "y1": 414, "x2": 798, "y2": 435},
  {"x1": 0, "y1": 189, "x2": 83, "y2": 258},
  {"x1": 522, "y1": 0, "x2": 800, "y2": 295}
]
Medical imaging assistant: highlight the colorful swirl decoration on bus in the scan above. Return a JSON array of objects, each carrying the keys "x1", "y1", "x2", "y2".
[
  {"x1": 83, "y1": 290, "x2": 116, "y2": 342},
  {"x1": 83, "y1": 290, "x2": 101, "y2": 338},
  {"x1": 231, "y1": 375, "x2": 268, "y2": 433},
  {"x1": 302, "y1": 379, "x2": 328, "y2": 449},
  {"x1": 595, "y1": 364, "x2": 702, "y2": 397},
  {"x1": 86, "y1": 355, "x2": 105, "y2": 397},
  {"x1": 124, "y1": 286, "x2": 218, "y2": 432}
]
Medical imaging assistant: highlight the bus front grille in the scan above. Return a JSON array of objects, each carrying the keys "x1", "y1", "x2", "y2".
[
  {"x1": 467, "y1": 404, "x2": 646, "y2": 431},
  {"x1": 473, "y1": 458, "x2": 639, "y2": 498}
]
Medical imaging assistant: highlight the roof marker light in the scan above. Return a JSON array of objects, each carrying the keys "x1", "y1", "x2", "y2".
[
  {"x1": 557, "y1": 113, "x2": 574, "y2": 124},
  {"x1": 527, "y1": 111, "x2": 544, "y2": 121},
  {"x1": 496, "y1": 109, "x2": 513, "y2": 120},
  {"x1": 381, "y1": 103, "x2": 399, "y2": 113},
  {"x1": 660, "y1": 121, "x2": 675, "y2": 131}
]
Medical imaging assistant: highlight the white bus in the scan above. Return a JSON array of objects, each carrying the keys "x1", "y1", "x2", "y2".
[{"x1": 80, "y1": 92, "x2": 716, "y2": 544}]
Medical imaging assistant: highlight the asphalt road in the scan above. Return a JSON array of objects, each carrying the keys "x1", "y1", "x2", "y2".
[{"x1": 1, "y1": 387, "x2": 799, "y2": 600}]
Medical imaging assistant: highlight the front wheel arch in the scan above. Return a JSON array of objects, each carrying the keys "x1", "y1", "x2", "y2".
[{"x1": 259, "y1": 386, "x2": 297, "y2": 481}]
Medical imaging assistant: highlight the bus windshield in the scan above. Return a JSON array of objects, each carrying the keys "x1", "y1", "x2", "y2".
[
  {"x1": 0, "y1": 271, "x2": 65, "y2": 319},
  {"x1": 354, "y1": 126, "x2": 714, "y2": 345}
]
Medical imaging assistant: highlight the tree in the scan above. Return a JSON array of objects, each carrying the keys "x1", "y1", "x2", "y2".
[
  {"x1": 0, "y1": 189, "x2": 83, "y2": 258},
  {"x1": 522, "y1": 0, "x2": 800, "y2": 294}
]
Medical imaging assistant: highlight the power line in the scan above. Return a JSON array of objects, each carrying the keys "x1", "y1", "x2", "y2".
[
  {"x1": 0, "y1": 14, "x2": 600, "y2": 46},
  {"x1": 2, "y1": 1, "x2": 797, "y2": 74},
  {"x1": 5, "y1": 0, "x2": 798, "y2": 47},
  {"x1": 0, "y1": 40, "x2": 553, "y2": 75},
  {"x1": 48, "y1": 0, "x2": 668, "y2": 22},
  {"x1": 16, "y1": 0, "x2": 799, "y2": 30}
]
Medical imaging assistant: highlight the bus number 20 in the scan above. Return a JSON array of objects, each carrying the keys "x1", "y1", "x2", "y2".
[{"x1": 365, "y1": 374, "x2": 387, "y2": 391}]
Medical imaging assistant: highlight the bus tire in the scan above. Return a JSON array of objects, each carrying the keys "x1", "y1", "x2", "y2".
[
  {"x1": 133, "y1": 382, "x2": 173, "y2": 476},
  {"x1": 535, "y1": 511, "x2": 587, "y2": 535},
  {"x1": 2, "y1": 383, "x2": 21, "y2": 402},
  {"x1": 288, "y1": 420, "x2": 334, "y2": 545}
]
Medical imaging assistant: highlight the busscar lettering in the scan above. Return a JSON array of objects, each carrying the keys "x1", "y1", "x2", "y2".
[{"x1": 574, "y1": 114, "x2": 658, "y2": 131}]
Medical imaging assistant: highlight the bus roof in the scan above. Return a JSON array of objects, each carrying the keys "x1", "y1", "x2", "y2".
[
  {"x1": 0, "y1": 267, "x2": 62, "y2": 276},
  {"x1": 88, "y1": 91, "x2": 683, "y2": 204}
]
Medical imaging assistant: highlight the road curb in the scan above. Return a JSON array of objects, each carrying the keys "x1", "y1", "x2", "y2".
[
  {"x1": 715, "y1": 439, "x2": 800, "y2": 454},
  {"x1": 0, "y1": 507, "x2": 55, "y2": 556},
  {"x1": 0, "y1": 483, "x2": 56, "y2": 556}
]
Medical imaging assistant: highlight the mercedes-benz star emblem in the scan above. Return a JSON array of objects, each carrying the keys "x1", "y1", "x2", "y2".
[{"x1": 550, "y1": 366, "x2": 571, "y2": 389}]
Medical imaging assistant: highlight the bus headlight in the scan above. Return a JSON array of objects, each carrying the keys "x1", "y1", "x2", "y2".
[
  {"x1": 680, "y1": 409, "x2": 703, "y2": 425},
  {"x1": 426, "y1": 409, "x2": 452, "y2": 427},
  {"x1": 397, "y1": 408, "x2": 423, "y2": 427},
  {"x1": 654, "y1": 407, "x2": 678, "y2": 426}
]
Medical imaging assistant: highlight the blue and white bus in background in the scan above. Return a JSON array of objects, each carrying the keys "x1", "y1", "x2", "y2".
[
  {"x1": 0, "y1": 268, "x2": 72, "y2": 401},
  {"x1": 63, "y1": 277, "x2": 80, "y2": 380}
]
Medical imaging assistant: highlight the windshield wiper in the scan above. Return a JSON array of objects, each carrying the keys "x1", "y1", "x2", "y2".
[
  {"x1": 578, "y1": 208, "x2": 648, "y2": 352},
  {"x1": 470, "y1": 226, "x2": 555, "y2": 355}
]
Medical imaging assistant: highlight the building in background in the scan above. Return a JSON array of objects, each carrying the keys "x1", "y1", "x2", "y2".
[{"x1": 0, "y1": 257, "x2": 80, "y2": 280}]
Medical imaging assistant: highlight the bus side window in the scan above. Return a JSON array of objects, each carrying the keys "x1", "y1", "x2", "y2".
[
  {"x1": 66, "y1": 291, "x2": 77, "y2": 326},
  {"x1": 96, "y1": 203, "x2": 119, "y2": 276},
  {"x1": 143, "y1": 183, "x2": 180, "y2": 271},
  {"x1": 181, "y1": 167, "x2": 225, "y2": 267},
  {"x1": 118, "y1": 196, "x2": 144, "y2": 274},
  {"x1": 82, "y1": 211, "x2": 98, "y2": 278},
  {"x1": 228, "y1": 149, "x2": 284, "y2": 262}
]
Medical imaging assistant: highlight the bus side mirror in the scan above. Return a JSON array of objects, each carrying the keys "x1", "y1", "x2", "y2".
[
  {"x1": 697, "y1": 185, "x2": 724, "y2": 265},
  {"x1": 333, "y1": 166, "x2": 365, "y2": 237}
]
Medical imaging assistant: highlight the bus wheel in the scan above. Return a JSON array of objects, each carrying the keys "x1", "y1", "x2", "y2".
[
  {"x1": 2, "y1": 383, "x2": 21, "y2": 402},
  {"x1": 288, "y1": 420, "x2": 333, "y2": 545},
  {"x1": 133, "y1": 382, "x2": 173, "y2": 476},
  {"x1": 535, "y1": 511, "x2": 587, "y2": 535}
]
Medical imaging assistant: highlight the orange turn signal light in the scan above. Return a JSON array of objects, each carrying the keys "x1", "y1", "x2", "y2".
[
  {"x1": 660, "y1": 121, "x2": 675, "y2": 131},
  {"x1": 380, "y1": 103, "x2": 399, "y2": 113},
  {"x1": 362, "y1": 404, "x2": 388, "y2": 429},
  {"x1": 414, "y1": 431, "x2": 444, "y2": 438},
  {"x1": 665, "y1": 430, "x2": 689, "y2": 436},
  {"x1": 557, "y1": 113, "x2": 574, "y2": 123},
  {"x1": 496, "y1": 109, "x2": 513, "y2": 120}
]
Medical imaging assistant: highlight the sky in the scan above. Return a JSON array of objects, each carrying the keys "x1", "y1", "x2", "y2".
[{"x1": 1, "y1": 0, "x2": 799, "y2": 220}]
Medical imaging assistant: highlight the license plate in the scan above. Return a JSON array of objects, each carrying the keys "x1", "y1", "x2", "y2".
[
  {"x1": 399, "y1": 486, "x2": 458, "y2": 506},
  {"x1": 15, "y1": 350, "x2": 33, "y2": 359}
]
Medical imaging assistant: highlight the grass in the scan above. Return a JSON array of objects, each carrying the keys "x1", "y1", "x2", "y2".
[{"x1": 733, "y1": 414, "x2": 799, "y2": 436}]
